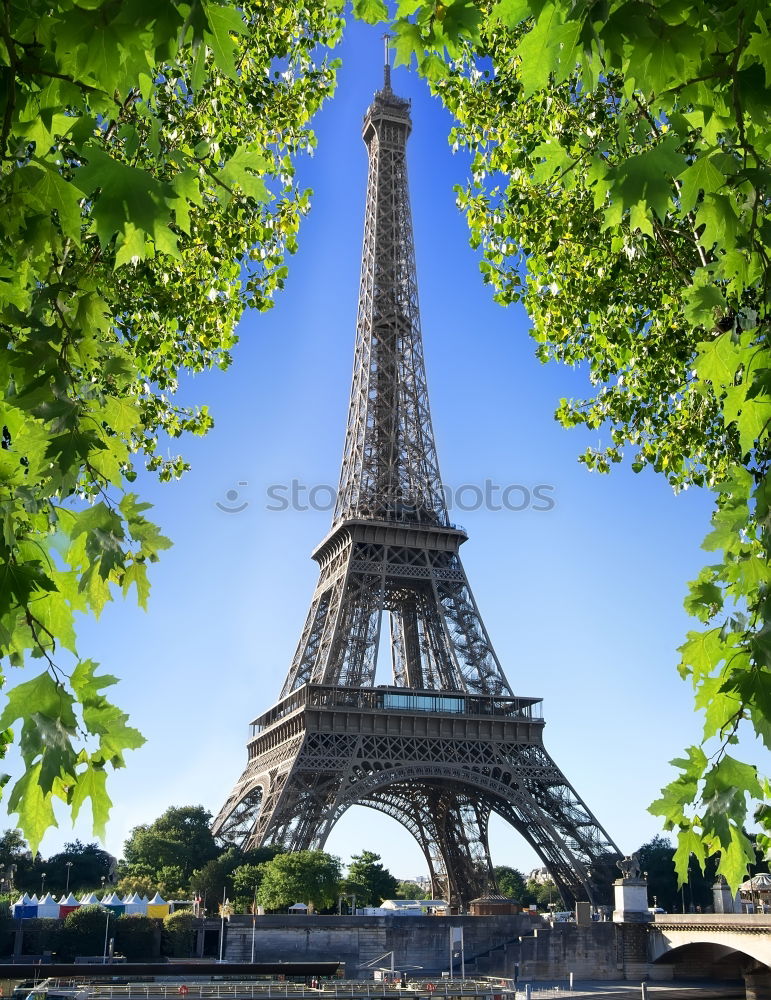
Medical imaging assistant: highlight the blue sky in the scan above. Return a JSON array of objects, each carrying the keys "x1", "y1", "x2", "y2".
[{"x1": 14, "y1": 19, "x2": 739, "y2": 880}]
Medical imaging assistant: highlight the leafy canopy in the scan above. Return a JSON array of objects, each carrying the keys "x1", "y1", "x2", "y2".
[
  {"x1": 345, "y1": 850, "x2": 399, "y2": 905},
  {"x1": 0, "y1": 0, "x2": 342, "y2": 850},
  {"x1": 256, "y1": 849, "x2": 342, "y2": 912},
  {"x1": 371, "y1": 0, "x2": 771, "y2": 888}
]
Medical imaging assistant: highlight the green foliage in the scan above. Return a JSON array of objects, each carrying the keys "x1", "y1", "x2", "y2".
[
  {"x1": 0, "y1": 0, "x2": 343, "y2": 849},
  {"x1": 162, "y1": 908, "x2": 196, "y2": 958},
  {"x1": 636, "y1": 834, "x2": 718, "y2": 913},
  {"x1": 114, "y1": 873, "x2": 154, "y2": 899},
  {"x1": 40, "y1": 839, "x2": 114, "y2": 896},
  {"x1": 256, "y1": 850, "x2": 342, "y2": 912},
  {"x1": 15, "y1": 916, "x2": 61, "y2": 957},
  {"x1": 522, "y1": 878, "x2": 558, "y2": 909},
  {"x1": 232, "y1": 863, "x2": 266, "y2": 910},
  {"x1": 123, "y1": 806, "x2": 220, "y2": 885},
  {"x1": 493, "y1": 864, "x2": 526, "y2": 901},
  {"x1": 114, "y1": 913, "x2": 159, "y2": 961},
  {"x1": 58, "y1": 903, "x2": 108, "y2": 960},
  {"x1": 396, "y1": 880, "x2": 428, "y2": 900},
  {"x1": 345, "y1": 851, "x2": 399, "y2": 906},
  {"x1": 375, "y1": 0, "x2": 771, "y2": 888},
  {"x1": 0, "y1": 828, "x2": 33, "y2": 889}
]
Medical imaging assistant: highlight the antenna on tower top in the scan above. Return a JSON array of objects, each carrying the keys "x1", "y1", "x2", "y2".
[{"x1": 383, "y1": 33, "x2": 392, "y2": 90}]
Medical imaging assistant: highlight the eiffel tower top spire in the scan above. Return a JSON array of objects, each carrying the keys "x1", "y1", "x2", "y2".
[
  {"x1": 333, "y1": 60, "x2": 448, "y2": 529},
  {"x1": 383, "y1": 33, "x2": 392, "y2": 91}
]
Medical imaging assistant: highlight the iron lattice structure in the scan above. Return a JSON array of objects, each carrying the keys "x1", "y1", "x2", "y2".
[{"x1": 214, "y1": 72, "x2": 620, "y2": 906}]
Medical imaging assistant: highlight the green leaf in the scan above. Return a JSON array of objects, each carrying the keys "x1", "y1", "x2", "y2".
[
  {"x1": 489, "y1": 0, "x2": 533, "y2": 27},
  {"x1": 70, "y1": 764, "x2": 111, "y2": 839},
  {"x1": 23, "y1": 162, "x2": 83, "y2": 244},
  {"x1": 715, "y1": 824, "x2": 756, "y2": 890},
  {"x1": 202, "y1": 0, "x2": 246, "y2": 80},
  {"x1": 602, "y1": 136, "x2": 686, "y2": 222},
  {"x1": 74, "y1": 148, "x2": 174, "y2": 250},
  {"x1": 517, "y1": 4, "x2": 581, "y2": 98},
  {"x1": 71, "y1": 659, "x2": 119, "y2": 707},
  {"x1": 217, "y1": 145, "x2": 271, "y2": 203},
  {"x1": 672, "y1": 829, "x2": 705, "y2": 884},
  {"x1": 354, "y1": 0, "x2": 389, "y2": 23},
  {"x1": 8, "y1": 763, "x2": 57, "y2": 854},
  {"x1": 678, "y1": 155, "x2": 725, "y2": 215},
  {"x1": 393, "y1": 21, "x2": 425, "y2": 68},
  {"x1": 695, "y1": 332, "x2": 742, "y2": 387},
  {"x1": 0, "y1": 672, "x2": 78, "y2": 733}
]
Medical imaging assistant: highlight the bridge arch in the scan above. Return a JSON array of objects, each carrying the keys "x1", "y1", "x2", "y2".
[{"x1": 650, "y1": 922, "x2": 771, "y2": 979}]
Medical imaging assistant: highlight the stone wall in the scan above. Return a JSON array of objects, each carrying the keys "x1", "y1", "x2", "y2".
[
  {"x1": 517, "y1": 923, "x2": 650, "y2": 981},
  {"x1": 223, "y1": 915, "x2": 534, "y2": 978}
]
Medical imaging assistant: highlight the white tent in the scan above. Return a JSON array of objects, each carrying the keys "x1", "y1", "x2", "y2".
[
  {"x1": 123, "y1": 892, "x2": 141, "y2": 915},
  {"x1": 60, "y1": 892, "x2": 80, "y2": 908},
  {"x1": 740, "y1": 873, "x2": 771, "y2": 891},
  {"x1": 80, "y1": 891, "x2": 99, "y2": 905},
  {"x1": 37, "y1": 893, "x2": 60, "y2": 918}
]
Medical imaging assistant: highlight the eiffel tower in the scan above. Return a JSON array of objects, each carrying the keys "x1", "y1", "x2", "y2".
[{"x1": 213, "y1": 61, "x2": 621, "y2": 906}]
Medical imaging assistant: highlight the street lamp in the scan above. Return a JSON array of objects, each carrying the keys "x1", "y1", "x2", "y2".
[
  {"x1": 41, "y1": 872, "x2": 46, "y2": 896},
  {"x1": 102, "y1": 909, "x2": 110, "y2": 963},
  {"x1": 65, "y1": 862, "x2": 73, "y2": 895},
  {"x1": 250, "y1": 888, "x2": 257, "y2": 964},
  {"x1": 218, "y1": 891, "x2": 233, "y2": 962}
]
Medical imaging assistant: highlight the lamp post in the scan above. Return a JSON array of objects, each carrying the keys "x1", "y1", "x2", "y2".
[
  {"x1": 40, "y1": 872, "x2": 46, "y2": 896},
  {"x1": 65, "y1": 862, "x2": 73, "y2": 895},
  {"x1": 218, "y1": 890, "x2": 233, "y2": 962},
  {"x1": 102, "y1": 909, "x2": 110, "y2": 963},
  {"x1": 250, "y1": 888, "x2": 257, "y2": 964}
]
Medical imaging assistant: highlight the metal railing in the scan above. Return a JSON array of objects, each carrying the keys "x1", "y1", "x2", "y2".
[
  {"x1": 251, "y1": 685, "x2": 543, "y2": 734},
  {"x1": 86, "y1": 981, "x2": 513, "y2": 1000}
]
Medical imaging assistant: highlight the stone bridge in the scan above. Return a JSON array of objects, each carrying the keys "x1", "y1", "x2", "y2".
[{"x1": 649, "y1": 914, "x2": 771, "y2": 998}]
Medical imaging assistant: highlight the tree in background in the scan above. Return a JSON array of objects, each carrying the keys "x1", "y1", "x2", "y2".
[
  {"x1": 344, "y1": 851, "x2": 399, "y2": 906},
  {"x1": 192, "y1": 845, "x2": 282, "y2": 914},
  {"x1": 396, "y1": 881, "x2": 429, "y2": 901},
  {"x1": 162, "y1": 909, "x2": 196, "y2": 958},
  {"x1": 122, "y1": 806, "x2": 220, "y2": 885},
  {"x1": 521, "y1": 879, "x2": 559, "y2": 910},
  {"x1": 256, "y1": 850, "x2": 342, "y2": 913},
  {"x1": 58, "y1": 904, "x2": 109, "y2": 960},
  {"x1": 379, "y1": 0, "x2": 771, "y2": 887},
  {"x1": 42, "y1": 840, "x2": 115, "y2": 896},
  {"x1": 115, "y1": 872, "x2": 156, "y2": 900},
  {"x1": 493, "y1": 865, "x2": 527, "y2": 902},
  {"x1": 232, "y1": 864, "x2": 267, "y2": 911},
  {"x1": 637, "y1": 834, "x2": 723, "y2": 912},
  {"x1": 114, "y1": 913, "x2": 159, "y2": 961},
  {"x1": 0, "y1": 829, "x2": 33, "y2": 892},
  {"x1": 0, "y1": 0, "x2": 343, "y2": 850}
]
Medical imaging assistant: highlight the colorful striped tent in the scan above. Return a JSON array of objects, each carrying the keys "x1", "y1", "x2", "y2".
[
  {"x1": 102, "y1": 891, "x2": 125, "y2": 916},
  {"x1": 59, "y1": 892, "x2": 80, "y2": 917},
  {"x1": 37, "y1": 892, "x2": 60, "y2": 918},
  {"x1": 12, "y1": 893, "x2": 36, "y2": 919},
  {"x1": 123, "y1": 892, "x2": 144, "y2": 915},
  {"x1": 147, "y1": 891, "x2": 169, "y2": 918}
]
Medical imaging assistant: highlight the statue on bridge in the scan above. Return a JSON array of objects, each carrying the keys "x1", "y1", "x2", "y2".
[{"x1": 616, "y1": 853, "x2": 642, "y2": 880}]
